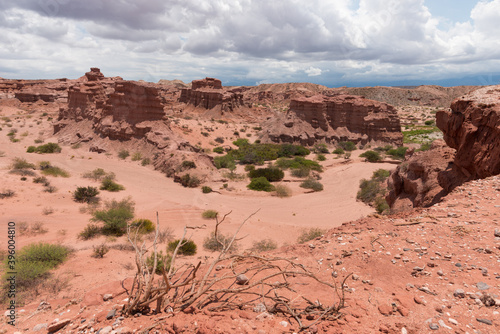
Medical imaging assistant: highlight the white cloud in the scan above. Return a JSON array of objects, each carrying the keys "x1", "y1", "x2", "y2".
[{"x1": 305, "y1": 66, "x2": 322, "y2": 77}]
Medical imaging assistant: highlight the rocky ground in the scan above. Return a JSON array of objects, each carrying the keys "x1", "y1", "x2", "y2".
[{"x1": 2, "y1": 175, "x2": 499, "y2": 333}]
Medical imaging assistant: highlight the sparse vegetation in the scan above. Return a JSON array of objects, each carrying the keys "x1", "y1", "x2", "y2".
[
  {"x1": 167, "y1": 239, "x2": 197, "y2": 256},
  {"x1": 300, "y1": 179, "x2": 323, "y2": 192},
  {"x1": 0, "y1": 189, "x2": 15, "y2": 199},
  {"x1": 100, "y1": 178, "x2": 125, "y2": 192},
  {"x1": 386, "y1": 146, "x2": 408, "y2": 160},
  {"x1": 118, "y1": 149, "x2": 130, "y2": 159},
  {"x1": 141, "y1": 157, "x2": 151, "y2": 166},
  {"x1": 11, "y1": 157, "x2": 36, "y2": 170},
  {"x1": 131, "y1": 152, "x2": 142, "y2": 161},
  {"x1": 297, "y1": 228, "x2": 325, "y2": 243},
  {"x1": 202, "y1": 210, "x2": 218, "y2": 219},
  {"x1": 130, "y1": 219, "x2": 155, "y2": 234},
  {"x1": 250, "y1": 239, "x2": 278, "y2": 252},
  {"x1": 178, "y1": 173, "x2": 201, "y2": 188},
  {"x1": 91, "y1": 197, "x2": 135, "y2": 237},
  {"x1": 203, "y1": 232, "x2": 238, "y2": 253},
  {"x1": 275, "y1": 184, "x2": 292, "y2": 198},
  {"x1": 26, "y1": 142, "x2": 61, "y2": 154},
  {"x1": 73, "y1": 186, "x2": 100, "y2": 203},
  {"x1": 39, "y1": 161, "x2": 70, "y2": 177},
  {"x1": 213, "y1": 146, "x2": 225, "y2": 154},
  {"x1": 357, "y1": 169, "x2": 390, "y2": 214},
  {"x1": 146, "y1": 250, "x2": 172, "y2": 275},
  {"x1": 338, "y1": 141, "x2": 357, "y2": 151},
  {"x1": 202, "y1": 186, "x2": 213, "y2": 194},
  {"x1": 82, "y1": 168, "x2": 114, "y2": 181},
  {"x1": 92, "y1": 243, "x2": 110, "y2": 258},
  {"x1": 316, "y1": 154, "x2": 326, "y2": 161}
]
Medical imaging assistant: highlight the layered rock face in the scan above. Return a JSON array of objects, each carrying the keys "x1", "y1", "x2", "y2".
[
  {"x1": 263, "y1": 94, "x2": 402, "y2": 146},
  {"x1": 0, "y1": 78, "x2": 71, "y2": 102},
  {"x1": 388, "y1": 85, "x2": 500, "y2": 211},
  {"x1": 179, "y1": 77, "x2": 243, "y2": 112},
  {"x1": 436, "y1": 86, "x2": 500, "y2": 179}
]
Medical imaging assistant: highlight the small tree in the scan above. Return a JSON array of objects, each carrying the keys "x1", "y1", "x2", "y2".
[{"x1": 360, "y1": 150, "x2": 382, "y2": 162}]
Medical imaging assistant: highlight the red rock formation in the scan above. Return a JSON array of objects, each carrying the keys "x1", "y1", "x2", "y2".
[
  {"x1": 262, "y1": 94, "x2": 402, "y2": 146},
  {"x1": 179, "y1": 77, "x2": 243, "y2": 112},
  {"x1": 388, "y1": 85, "x2": 500, "y2": 211},
  {"x1": 436, "y1": 85, "x2": 500, "y2": 179},
  {"x1": 85, "y1": 67, "x2": 105, "y2": 81}
]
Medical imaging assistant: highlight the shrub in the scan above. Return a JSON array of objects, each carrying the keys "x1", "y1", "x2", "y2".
[
  {"x1": 291, "y1": 167, "x2": 310, "y2": 178},
  {"x1": 300, "y1": 179, "x2": 323, "y2": 192},
  {"x1": 92, "y1": 244, "x2": 110, "y2": 258},
  {"x1": 313, "y1": 143, "x2": 329, "y2": 154},
  {"x1": 372, "y1": 169, "x2": 391, "y2": 182},
  {"x1": 73, "y1": 186, "x2": 100, "y2": 203},
  {"x1": 0, "y1": 189, "x2": 15, "y2": 199},
  {"x1": 167, "y1": 239, "x2": 197, "y2": 256},
  {"x1": 11, "y1": 157, "x2": 36, "y2": 170},
  {"x1": 359, "y1": 150, "x2": 382, "y2": 162},
  {"x1": 33, "y1": 176, "x2": 50, "y2": 186},
  {"x1": 297, "y1": 228, "x2": 325, "y2": 243},
  {"x1": 248, "y1": 177, "x2": 275, "y2": 192},
  {"x1": 244, "y1": 164, "x2": 255, "y2": 172},
  {"x1": 202, "y1": 186, "x2": 213, "y2": 194},
  {"x1": 386, "y1": 146, "x2": 408, "y2": 160},
  {"x1": 141, "y1": 157, "x2": 151, "y2": 166},
  {"x1": 338, "y1": 141, "x2": 357, "y2": 151},
  {"x1": 146, "y1": 250, "x2": 172, "y2": 275},
  {"x1": 213, "y1": 146, "x2": 225, "y2": 154},
  {"x1": 78, "y1": 224, "x2": 102, "y2": 240},
  {"x1": 275, "y1": 184, "x2": 292, "y2": 198},
  {"x1": 374, "y1": 196, "x2": 390, "y2": 214},
  {"x1": 203, "y1": 232, "x2": 238, "y2": 252},
  {"x1": 316, "y1": 154, "x2": 326, "y2": 161},
  {"x1": 357, "y1": 179, "x2": 382, "y2": 203},
  {"x1": 118, "y1": 149, "x2": 130, "y2": 159},
  {"x1": 82, "y1": 168, "x2": 113, "y2": 181},
  {"x1": 100, "y1": 178, "x2": 125, "y2": 192},
  {"x1": 6, "y1": 243, "x2": 70, "y2": 292},
  {"x1": 248, "y1": 167, "x2": 284, "y2": 182},
  {"x1": 417, "y1": 142, "x2": 432, "y2": 151},
  {"x1": 91, "y1": 198, "x2": 135, "y2": 236},
  {"x1": 275, "y1": 157, "x2": 322, "y2": 172},
  {"x1": 28, "y1": 142, "x2": 62, "y2": 154},
  {"x1": 202, "y1": 210, "x2": 218, "y2": 219},
  {"x1": 39, "y1": 162, "x2": 70, "y2": 177},
  {"x1": 131, "y1": 152, "x2": 142, "y2": 161},
  {"x1": 43, "y1": 185, "x2": 57, "y2": 193},
  {"x1": 424, "y1": 120, "x2": 434, "y2": 126},
  {"x1": 251, "y1": 239, "x2": 278, "y2": 252},
  {"x1": 214, "y1": 137, "x2": 225, "y2": 144},
  {"x1": 181, "y1": 160, "x2": 196, "y2": 170},
  {"x1": 178, "y1": 174, "x2": 201, "y2": 188},
  {"x1": 130, "y1": 219, "x2": 155, "y2": 234},
  {"x1": 214, "y1": 155, "x2": 235, "y2": 169}
]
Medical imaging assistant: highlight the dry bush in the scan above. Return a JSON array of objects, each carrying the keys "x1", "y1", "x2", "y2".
[
  {"x1": 92, "y1": 243, "x2": 110, "y2": 258},
  {"x1": 42, "y1": 207, "x2": 54, "y2": 215},
  {"x1": 250, "y1": 238, "x2": 278, "y2": 252},
  {"x1": 297, "y1": 228, "x2": 325, "y2": 244},
  {"x1": 123, "y1": 211, "x2": 350, "y2": 333},
  {"x1": 0, "y1": 189, "x2": 15, "y2": 199},
  {"x1": 274, "y1": 184, "x2": 292, "y2": 198}
]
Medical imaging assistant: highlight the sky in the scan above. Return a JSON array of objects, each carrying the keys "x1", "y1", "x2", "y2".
[{"x1": 0, "y1": 0, "x2": 499, "y2": 87}]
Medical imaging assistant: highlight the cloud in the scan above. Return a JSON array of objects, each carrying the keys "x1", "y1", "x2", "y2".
[{"x1": 0, "y1": 0, "x2": 499, "y2": 86}]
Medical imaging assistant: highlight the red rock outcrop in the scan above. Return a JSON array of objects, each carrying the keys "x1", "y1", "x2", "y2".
[
  {"x1": 262, "y1": 94, "x2": 402, "y2": 146},
  {"x1": 388, "y1": 85, "x2": 500, "y2": 211},
  {"x1": 0, "y1": 78, "x2": 71, "y2": 102},
  {"x1": 179, "y1": 77, "x2": 243, "y2": 112}
]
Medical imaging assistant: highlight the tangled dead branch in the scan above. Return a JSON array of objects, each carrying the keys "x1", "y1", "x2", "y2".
[{"x1": 124, "y1": 210, "x2": 351, "y2": 332}]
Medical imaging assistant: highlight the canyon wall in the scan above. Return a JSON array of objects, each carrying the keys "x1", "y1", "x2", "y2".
[{"x1": 179, "y1": 77, "x2": 244, "y2": 112}]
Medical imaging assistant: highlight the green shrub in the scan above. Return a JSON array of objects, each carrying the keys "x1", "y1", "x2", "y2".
[
  {"x1": 11, "y1": 157, "x2": 36, "y2": 170},
  {"x1": 141, "y1": 158, "x2": 151, "y2": 166},
  {"x1": 275, "y1": 184, "x2": 292, "y2": 198},
  {"x1": 275, "y1": 157, "x2": 322, "y2": 172},
  {"x1": 213, "y1": 147, "x2": 225, "y2": 154},
  {"x1": 248, "y1": 167, "x2": 284, "y2": 182},
  {"x1": 332, "y1": 148, "x2": 344, "y2": 155},
  {"x1": 386, "y1": 146, "x2": 408, "y2": 160},
  {"x1": 5, "y1": 243, "x2": 70, "y2": 292},
  {"x1": 297, "y1": 228, "x2": 325, "y2": 243},
  {"x1": 100, "y1": 178, "x2": 125, "y2": 192},
  {"x1": 78, "y1": 224, "x2": 102, "y2": 240},
  {"x1": 417, "y1": 142, "x2": 433, "y2": 151},
  {"x1": 73, "y1": 186, "x2": 100, "y2": 203},
  {"x1": 291, "y1": 167, "x2": 310, "y2": 178},
  {"x1": 82, "y1": 168, "x2": 113, "y2": 181},
  {"x1": 29, "y1": 142, "x2": 62, "y2": 154},
  {"x1": 424, "y1": 120, "x2": 434, "y2": 126},
  {"x1": 178, "y1": 174, "x2": 201, "y2": 188},
  {"x1": 372, "y1": 169, "x2": 391, "y2": 182},
  {"x1": 203, "y1": 232, "x2": 238, "y2": 252},
  {"x1": 359, "y1": 150, "x2": 382, "y2": 162},
  {"x1": 300, "y1": 179, "x2": 323, "y2": 192},
  {"x1": 313, "y1": 143, "x2": 329, "y2": 154},
  {"x1": 92, "y1": 198, "x2": 135, "y2": 236},
  {"x1": 247, "y1": 177, "x2": 275, "y2": 192},
  {"x1": 181, "y1": 160, "x2": 196, "y2": 170},
  {"x1": 202, "y1": 210, "x2": 218, "y2": 219},
  {"x1": 244, "y1": 164, "x2": 255, "y2": 172},
  {"x1": 146, "y1": 250, "x2": 172, "y2": 275},
  {"x1": 374, "y1": 196, "x2": 390, "y2": 214},
  {"x1": 233, "y1": 138, "x2": 249, "y2": 147},
  {"x1": 39, "y1": 161, "x2": 69, "y2": 177},
  {"x1": 357, "y1": 179, "x2": 382, "y2": 203},
  {"x1": 338, "y1": 141, "x2": 356, "y2": 151},
  {"x1": 118, "y1": 149, "x2": 130, "y2": 159},
  {"x1": 251, "y1": 239, "x2": 278, "y2": 252},
  {"x1": 130, "y1": 219, "x2": 155, "y2": 234},
  {"x1": 168, "y1": 239, "x2": 197, "y2": 256},
  {"x1": 316, "y1": 154, "x2": 326, "y2": 161},
  {"x1": 214, "y1": 155, "x2": 236, "y2": 169},
  {"x1": 131, "y1": 152, "x2": 142, "y2": 161},
  {"x1": 202, "y1": 186, "x2": 213, "y2": 194}
]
